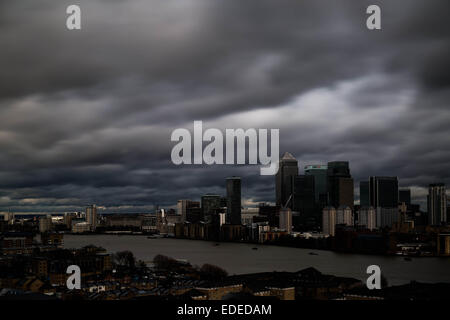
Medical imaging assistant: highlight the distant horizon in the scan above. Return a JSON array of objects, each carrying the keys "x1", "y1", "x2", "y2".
[
  {"x1": 1, "y1": 167, "x2": 448, "y2": 215},
  {"x1": 1, "y1": 162, "x2": 449, "y2": 214}
]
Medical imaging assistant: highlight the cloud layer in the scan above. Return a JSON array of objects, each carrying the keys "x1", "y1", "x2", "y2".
[{"x1": 0, "y1": 0, "x2": 449, "y2": 212}]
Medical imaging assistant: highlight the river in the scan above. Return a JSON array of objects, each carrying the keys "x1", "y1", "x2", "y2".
[{"x1": 63, "y1": 234, "x2": 450, "y2": 285}]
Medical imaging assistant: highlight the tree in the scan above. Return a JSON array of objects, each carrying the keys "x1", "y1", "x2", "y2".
[
  {"x1": 153, "y1": 254, "x2": 179, "y2": 270},
  {"x1": 200, "y1": 264, "x2": 228, "y2": 280},
  {"x1": 113, "y1": 250, "x2": 136, "y2": 269}
]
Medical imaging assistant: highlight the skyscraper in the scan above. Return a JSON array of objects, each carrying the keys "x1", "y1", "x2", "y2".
[
  {"x1": 327, "y1": 161, "x2": 354, "y2": 209},
  {"x1": 369, "y1": 176, "x2": 399, "y2": 208},
  {"x1": 428, "y1": 183, "x2": 446, "y2": 225},
  {"x1": 226, "y1": 177, "x2": 241, "y2": 225},
  {"x1": 304, "y1": 165, "x2": 328, "y2": 205},
  {"x1": 276, "y1": 152, "x2": 298, "y2": 209},
  {"x1": 86, "y1": 204, "x2": 97, "y2": 231},
  {"x1": 399, "y1": 189, "x2": 411, "y2": 205},
  {"x1": 360, "y1": 181, "x2": 370, "y2": 207},
  {"x1": 292, "y1": 175, "x2": 315, "y2": 213},
  {"x1": 292, "y1": 175, "x2": 316, "y2": 229}
]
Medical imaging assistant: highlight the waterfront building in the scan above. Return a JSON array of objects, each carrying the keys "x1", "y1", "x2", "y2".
[
  {"x1": 142, "y1": 214, "x2": 158, "y2": 233},
  {"x1": 241, "y1": 208, "x2": 259, "y2": 226},
  {"x1": 250, "y1": 222, "x2": 270, "y2": 242},
  {"x1": 376, "y1": 207, "x2": 400, "y2": 228},
  {"x1": 177, "y1": 200, "x2": 201, "y2": 223},
  {"x1": 86, "y1": 204, "x2": 98, "y2": 231},
  {"x1": 279, "y1": 207, "x2": 292, "y2": 233},
  {"x1": 106, "y1": 215, "x2": 143, "y2": 229},
  {"x1": 358, "y1": 206, "x2": 376, "y2": 230},
  {"x1": 201, "y1": 194, "x2": 222, "y2": 220},
  {"x1": 221, "y1": 224, "x2": 245, "y2": 241},
  {"x1": 72, "y1": 222, "x2": 91, "y2": 233},
  {"x1": 336, "y1": 205, "x2": 353, "y2": 226},
  {"x1": 322, "y1": 206, "x2": 337, "y2": 236},
  {"x1": 177, "y1": 200, "x2": 189, "y2": 221}
]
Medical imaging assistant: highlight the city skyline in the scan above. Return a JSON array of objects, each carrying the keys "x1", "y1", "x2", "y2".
[
  {"x1": 0, "y1": 157, "x2": 447, "y2": 215},
  {"x1": 1, "y1": 0, "x2": 450, "y2": 213}
]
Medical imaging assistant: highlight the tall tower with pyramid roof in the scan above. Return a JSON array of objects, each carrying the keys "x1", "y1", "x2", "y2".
[{"x1": 276, "y1": 152, "x2": 299, "y2": 208}]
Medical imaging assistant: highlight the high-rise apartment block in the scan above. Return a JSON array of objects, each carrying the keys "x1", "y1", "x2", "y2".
[
  {"x1": 279, "y1": 207, "x2": 292, "y2": 233},
  {"x1": 428, "y1": 183, "x2": 447, "y2": 225},
  {"x1": 336, "y1": 205, "x2": 353, "y2": 226},
  {"x1": 358, "y1": 206, "x2": 376, "y2": 230},
  {"x1": 322, "y1": 206, "x2": 337, "y2": 236},
  {"x1": 86, "y1": 204, "x2": 97, "y2": 231}
]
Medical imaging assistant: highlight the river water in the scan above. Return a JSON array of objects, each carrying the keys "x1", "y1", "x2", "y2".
[{"x1": 63, "y1": 235, "x2": 450, "y2": 285}]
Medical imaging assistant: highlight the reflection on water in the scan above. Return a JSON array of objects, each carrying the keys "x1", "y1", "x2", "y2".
[{"x1": 64, "y1": 235, "x2": 450, "y2": 285}]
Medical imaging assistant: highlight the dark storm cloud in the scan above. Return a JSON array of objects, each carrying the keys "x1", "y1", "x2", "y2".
[{"x1": 0, "y1": 0, "x2": 449, "y2": 212}]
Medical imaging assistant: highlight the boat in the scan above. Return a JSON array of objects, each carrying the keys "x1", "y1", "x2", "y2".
[
  {"x1": 309, "y1": 252, "x2": 318, "y2": 255},
  {"x1": 404, "y1": 257, "x2": 412, "y2": 261},
  {"x1": 252, "y1": 247, "x2": 258, "y2": 250},
  {"x1": 147, "y1": 234, "x2": 163, "y2": 239}
]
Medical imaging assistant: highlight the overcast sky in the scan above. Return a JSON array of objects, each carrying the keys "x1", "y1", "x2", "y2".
[{"x1": 0, "y1": 0, "x2": 449, "y2": 213}]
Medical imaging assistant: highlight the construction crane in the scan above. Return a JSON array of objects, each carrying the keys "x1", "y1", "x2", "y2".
[{"x1": 283, "y1": 194, "x2": 293, "y2": 209}]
